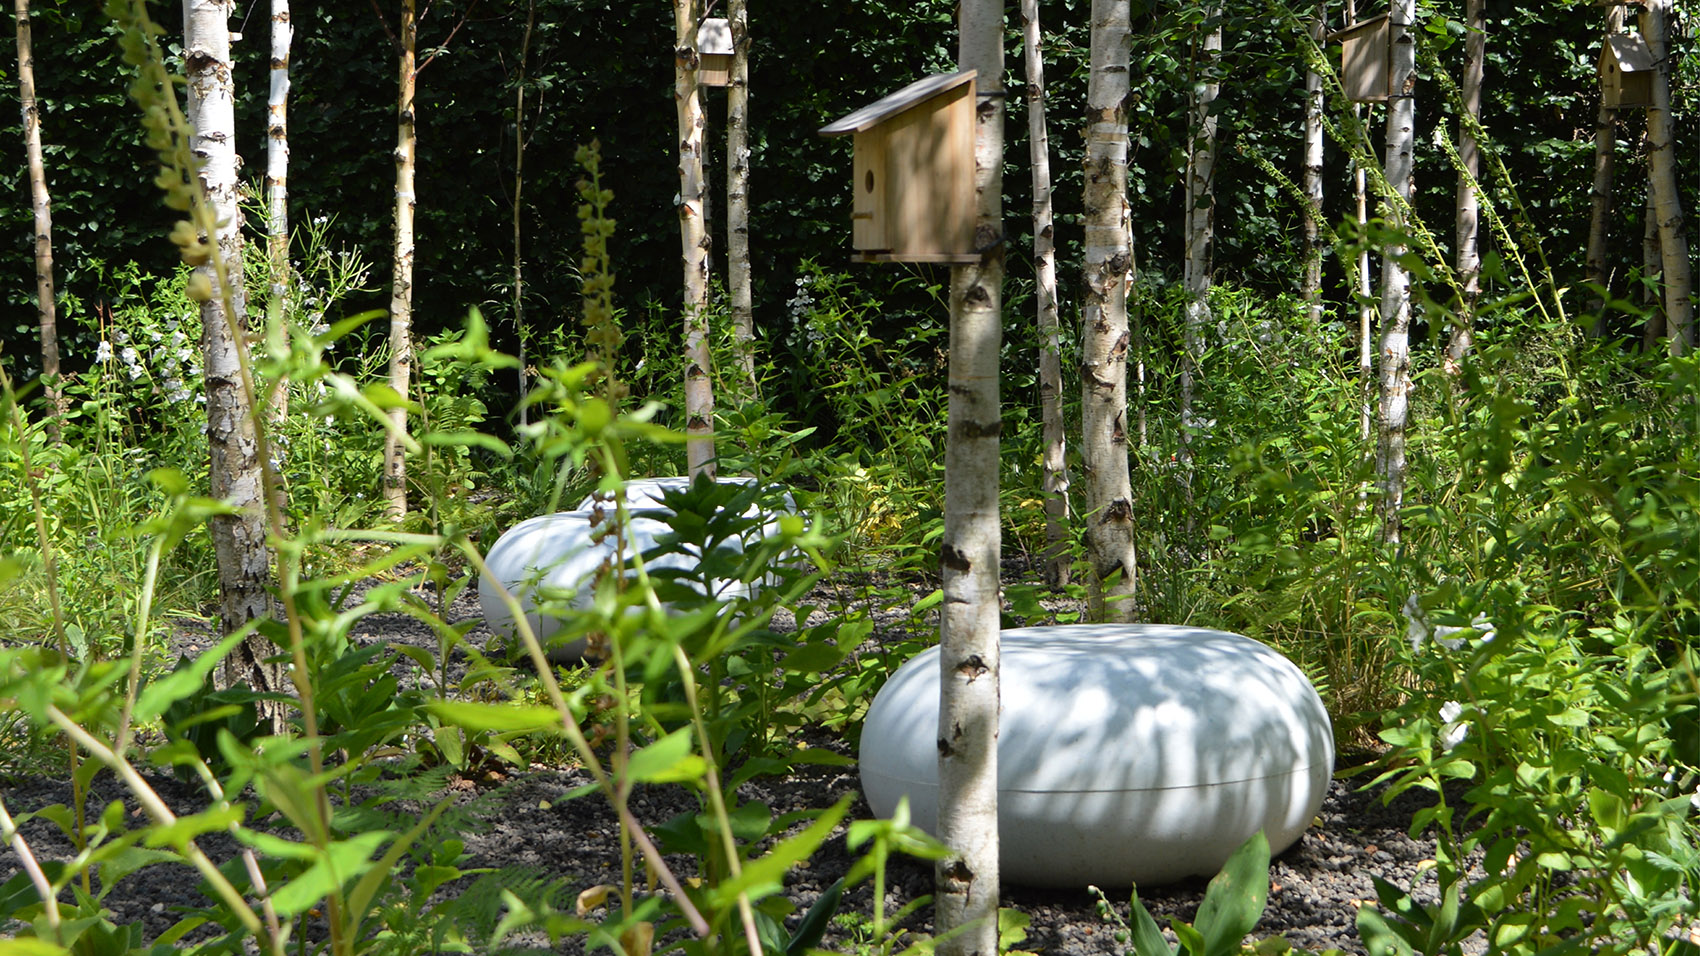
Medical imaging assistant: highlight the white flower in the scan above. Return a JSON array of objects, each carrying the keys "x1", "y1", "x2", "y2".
[
  {"x1": 1438, "y1": 700, "x2": 1468, "y2": 750},
  {"x1": 94, "y1": 341, "x2": 113, "y2": 364},
  {"x1": 1690, "y1": 787, "x2": 1699, "y2": 812},
  {"x1": 119, "y1": 346, "x2": 139, "y2": 367},
  {"x1": 1404, "y1": 593, "x2": 1495, "y2": 651}
]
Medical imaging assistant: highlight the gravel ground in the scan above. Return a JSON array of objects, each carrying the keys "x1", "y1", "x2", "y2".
[{"x1": 0, "y1": 565, "x2": 1453, "y2": 954}]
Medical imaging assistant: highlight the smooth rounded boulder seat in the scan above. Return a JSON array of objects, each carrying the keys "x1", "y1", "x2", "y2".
[
  {"x1": 480, "y1": 477, "x2": 796, "y2": 659},
  {"x1": 858, "y1": 624, "x2": 1334, "y2": 887}
]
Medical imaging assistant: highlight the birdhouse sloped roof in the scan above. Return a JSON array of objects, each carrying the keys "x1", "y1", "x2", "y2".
[
  {"x1": 1602, "y1": 33, "x2": 1656, "y2": 73},
  {"x1": 1326, "y1": 13, "x2": 1389, "y2": 44},
  {"x1": 697, "y1": 18, "x2": 733, "y2": 57},
  {"x1": 818, "y1": 71, "x2": 977, "y2": 136}
]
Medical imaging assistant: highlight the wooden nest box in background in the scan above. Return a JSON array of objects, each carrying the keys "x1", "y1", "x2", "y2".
[
  {"x1": 1599, "y1": 33, "x2": 1655, "y2": 109},
  {"x1": 1329, "y1": 14, "x2": 1392, "y2": 103},
  {"x1": 818, "y1": 71, "x2": 978, "y2": 264},
  {"x1": 696, "y1": 18, "x2": 734, "y2": 87}
]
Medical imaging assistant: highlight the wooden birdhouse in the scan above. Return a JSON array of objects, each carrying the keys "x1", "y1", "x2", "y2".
[
  {"x1": 1599, "y1": 33, "x2": 1656, "y2": 109},
  {"x1": 817, "y1": 70, "x2": 978, "y2": 263},
  {"x1": 1329, "y1": 14, "x2": 1392, "y2": 103},
  {"x1": 696, "y1": 18, "x2": 734, "y2": 87}
]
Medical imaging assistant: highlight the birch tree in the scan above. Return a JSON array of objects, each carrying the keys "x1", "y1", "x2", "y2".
[
  {"x1": 1080, "y1": 0, "x2": 1137, "y2": 623},
  {"x1": 1022, "y1": 0, "x2": 1069, "y2": 588},
  {"x1": 265, "y1": 0, "x2": 291, "y2": 426},
  {"x1": 15, "y1": 0, "x2": 62, "y2": 438},
  {"x1": 1587, "y1": 3, "x2": 1627, "y2": 330},
  {"x1": 512, "y1": 0, "x2": 537, "y2": 425},
  {"x1": 184, "y1": 0, "x2": 288, "y2": 718},
  {"x1": 1348, "y1": 0, "x2": 1373, "y2": 444},
  {"x1": 936, "y1": 2, "x2": 1004, "y2": 952},
  {"x1": 1642, "y1": 0, "x2": 1693, "y2": 355},
  {"x1": 1301, "y1": 1, "x2": 1325, "y2": 325},
  {"x1": 1180, "y1": 4, "x2": 1221, "y2": 472},
  {"x1": 1376, "y1": 0, "x2": 1416, "y2": 543},
  {"x1": 674, "y1": 0, "x2": 716, "y2": 477},
  {"x1": 726, "y1": 0, "x2": 756, "y2": 392},
  {"x1": 1445, "y1": 0, "x2": 1483, "y2": 372},
  {"x1": 382, "y1": 0, "x2": 418, "y2": 518}
]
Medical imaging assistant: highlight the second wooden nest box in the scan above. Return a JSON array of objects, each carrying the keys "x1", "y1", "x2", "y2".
[
  {"x1": 1329, "y1": 14, "x2": 1392, "y2": 103},
  {"x1": 1599, "y1": 33, "x2": 1655, "y2": 109},
  {"x1": 696, "y1": 18, "x2": 734, "y2": 87},
  {"x1": 818, "y1": 70, "x2": 977, "y2": 263}
]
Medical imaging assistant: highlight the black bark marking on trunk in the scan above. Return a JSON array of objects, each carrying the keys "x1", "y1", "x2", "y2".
[{"x1": 941, "y1": 544, "x2": 972, "y2": 572}]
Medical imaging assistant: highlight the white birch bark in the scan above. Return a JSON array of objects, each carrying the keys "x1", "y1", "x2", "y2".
[
  {"x1": 1644, "y1": 174, "x2": 1664, "y2": 349},
  {"x1": 265, "y1": 0, "x2": 290, "y2": 426},
  {"x1": 15, "y1": 0, "x2": 62, "y2": 437},
  {"x1": 1445, "y1": 0, "x2": 1482, "y2": 372},
  {"x1": 1376, "y1": 0, "x2": 1416, "y2": 543},
  {"x1": 675, "y1": 0, "x2": 716, "y2": 477},
  {"x1": 727, "y1": 0, "x2": 756, "y2": 392},
  {"x1": 1080, "y1": 0, "x2": 1136, "y2": 623},
  {"x1": 1643, "y1": 0, "x2": 1693, "y2": 355},
  {"x1": 1180, "y1": 5, "x2": 1220, "y2": 474},
  {"x1": 1022, "y1": 0, "x2": 1069, "y2": 588},
  {"x1": 936, "y1": 2, "x2": 1003, "y2": 953},
  {"x1": 1586, "y1": 4, "x2": 1626, "y2": 330},
  {"x1": 513, "y1": 0, "x2": 536, "y2": 425},
  {"x1": 184, "y1": 0, "x2": 286, "y2": 713},
  {"x1": 1301, "y1": 2, "x2": 1325, "y2": 325},
  {"x1": 382, "y1": 0, "x2": 417, "y2": 518}
]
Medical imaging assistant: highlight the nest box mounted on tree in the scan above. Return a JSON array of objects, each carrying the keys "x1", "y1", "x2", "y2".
[
  {"x1": 1599, "y1": 33, "x2": 1656, "y2": 109},
  {"x1": 818, "y1": 70, "x2": 978, "y2": 263},
  {"x1": 1329, "y1": 14, "x2": 1392, "y2": 103},
  {"x1": 696, "y1": 18, "x2": 734, "y2": 87}
]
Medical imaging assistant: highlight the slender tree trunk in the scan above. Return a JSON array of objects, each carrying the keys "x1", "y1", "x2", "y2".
[
  {"x1": 512, "y1": 0, "x2": 536, "y2": 426},
  {"x1": 1022, "y1": 0, "x2": 1069, "y2": 589},
  {"x1": 15, "y1": 0, "x2": 61, "y2": 439},
  {"x1": 727, "y1": 0, "x2": 756, "y2": 393},
  {"x1": 1643, "y1": 172, "x2": 1665, "y2": 349},
  {"x1": 265, "y1": 0, "x2": 291, "y2": 430},
  {"x1": 1587, "y1": 4, "x2": 1627, "y2": 332},
  {"x1": 675, "y1": 0, "x2": 715, "y2": 477},
  {"x1": 935, "y1": 4, "x2": 1003, "y2": 954},
  {"x1": 1180, "y1": 5, "x2": 1220, "y2": 476},
  {"x1": 1348, "y1": 0, "x2": 1374, "y2": 446},
  {"x1": 1643, "y1": 0, "x2": 1693, "y2": 355},
  {"x1": 1080, "y1": 0, "x2": 1136, "y2": 623},
  {"x1": 1376, "y1": 0, "x2": 1416, "y2": 543},
  {"x1": 184, "y1": 0, "x2": 287, "y2": 717},
  {"x1": 1445, "y1": 0, "x2": 1483, "y2": 373},
  {"x1": 1301, "y1": 1, "x2": 1325, "y2": 325},
  {"x1": 382, "y1": 0, "x2": 417, "y2": 518}
]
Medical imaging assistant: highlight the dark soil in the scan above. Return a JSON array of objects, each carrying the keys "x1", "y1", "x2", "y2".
[{"x1": 0, "y1": 565, "x2": 1453, "y2": 954}]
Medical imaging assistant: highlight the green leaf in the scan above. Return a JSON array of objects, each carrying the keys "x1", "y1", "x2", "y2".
[
  {"x1": 709, "y1": 797, "x2": 851, "y2": 905},
  {"x1": 0, "y1": 940, "x2": 70, "y2": 956},
  {"x1": 1195, "y1": 830, "x2": 1271, "y2": 956},
  {"x1": 1356, "y1": 906, "x2": 1417, "y2": 956},
  {"x1": 1128, "y1": 885, "x2": 1176, "y2": 956},
  {"x1": 623, "y1": 728, "x2": 707, "y2": 784},
  {"x1": 266, "y1": 830, "x2": 392, "y2": 918},
  {"x1": 133, "y1": 632, "x2": 245, "y2": 723},
  {"x1": 786, "y1": 877, "x2": 845, "y2": 955},
  {"x1": 777, "y1": 641, "x2": 848, "y2": 674},
  {"x1": 424, "y1": 699, "x2": 562, "y2": 735}
]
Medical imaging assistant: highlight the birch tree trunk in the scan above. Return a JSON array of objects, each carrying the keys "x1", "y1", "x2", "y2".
[
  {"x1": 184, "y1": 0, "x2": 287, "y2": 717},
  {"x1": 1587, "y1": 4, "x2": 1627, "y2": 331},
  {"x1": 1348, "y1": 0, "x2": 1374, "y2": 446},
  {"x1": 675, "y1": 0, "x2": 716, "y2": 477},
  {"x1": 265, "y1": 0, "x2": 291, "y2": 429},
  {"x1": 1301, "y1": 2, "x2": 1325, "y2": 325},
  {"x1": 512, "y1": 0, "x2": 536, "y2": 426},
  {"x1": 382, "y1": 0, "x2": 417, "y2": 518},
  {"x1": 1376, "y1": 0, "x2": 1416, "y2": 543},
  {"x1": 727, "y1": 0, "x2": 756, "y2": 393},
  {"x1": 935, "y1": 3, "x2": 1003, "y2": 953},
  {"x1": 1080, "y1": 0, "x2": 1136, "y2": 623},
  {"x1": 15, "y1": 0, "x2": 62, "y2": 439},
  {"x1": 1022, "y1": 0, "x2": 1069, "y2": 588},
  {"x1": 1445, "y1": 0, "x2": 1483, "y2": 373},
  {"x1": 1643, "y1": 0, "x2": 1693, "y2": 355},
  {"x1": 1643, "y1": 176, "x2": 1665, "y2": 349},
  {"x1": 1180, "y1": 5, "x2": 1220, "y2": 475}
]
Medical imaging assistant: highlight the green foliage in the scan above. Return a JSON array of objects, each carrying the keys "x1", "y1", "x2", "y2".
[{"x1": 1093, "y1": 832, "x2": 1275, "y2": 956}]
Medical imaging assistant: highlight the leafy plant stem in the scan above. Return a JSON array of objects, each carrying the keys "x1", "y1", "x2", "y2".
[
  {"x1": 0, "y1": 792, "x2": 62, "y2": 937},
  {"x1": 671, "y1": 643, "x2": 765, "y2": 956},
  {"x1": 459, "y1": 541, "x2": 712, "y2": 938},
  {"x1": 43, "y1": 704, "x2": 270, "y2": 943},
  {"x1": 115, "y1": 533, "x2": 165, "y2": 758}
]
